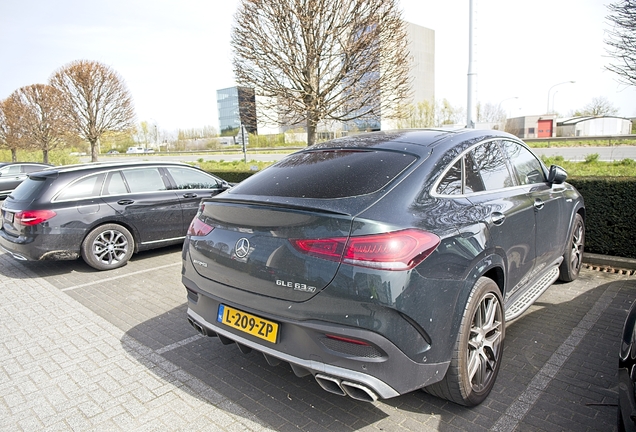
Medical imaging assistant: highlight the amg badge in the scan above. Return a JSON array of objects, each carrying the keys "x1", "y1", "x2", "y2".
[{"x1": 276, "y1": 279, "x2": 316, "y2": 293}]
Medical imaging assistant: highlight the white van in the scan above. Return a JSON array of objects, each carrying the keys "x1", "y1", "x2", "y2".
[{"x1": 126, "y1": 147, "x2": 145, "y2": 154}]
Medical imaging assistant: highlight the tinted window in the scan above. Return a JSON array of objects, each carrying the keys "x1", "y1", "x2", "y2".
[
  {"x1": 465, "y1": 151, "x2": 486, "y2": 193},
  {"x1": 471, "y1": 142, "x2": 514, "y2": 190},
  {"x1": 436, "y1": 160, "x2": 462, "y2": 195},
  {"x1": 57, "y1": 174, "x2": 105, "y2": 201},
  {"x1": 6, "y1": 178, "x2": 48, "y2": 202},
  {"x1": 230, "y1": 150, "x2": 417, "y2": 199},
  {"x1": 166, "y1": 167, "x2": 219, "y2": 190},
  {"x1": 103, "y1": 171, "x2": 128, "y2": 195},
  {"x1": 501, "y1": 141, "x2": 546, "y2": 185},
  {"x1": 23, "y1": 164, "x2": 47, "y2": 174},
  {"x1": 121, "y1": 168, "x2": 166, "y2": 193},
  {"x1": 0, "y1": 165, "x2": 21, "y2": 175}
]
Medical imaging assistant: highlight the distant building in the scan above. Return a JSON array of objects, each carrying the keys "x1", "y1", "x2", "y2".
[
  {"x1": 216, "y1": 86, "x2": 257, "y2": 135},
  {"x1": 505, "y1": 115, "x2": 558, "y2": 139},
  {"x1": 556, "y1": 116, "x2": 632, "y2": 137}
]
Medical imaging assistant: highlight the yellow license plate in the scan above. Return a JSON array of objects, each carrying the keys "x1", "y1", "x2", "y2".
[{"x1": 217, "y1": 304, "x2": 279, "y2": 343}]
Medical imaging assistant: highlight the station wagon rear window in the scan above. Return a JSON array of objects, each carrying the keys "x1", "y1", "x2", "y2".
[{"x1": 229, "y1": 149, "x2": 417, "y2": 199}]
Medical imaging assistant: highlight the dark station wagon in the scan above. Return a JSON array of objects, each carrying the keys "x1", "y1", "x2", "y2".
[
  {"x1": 182, "y1": 129, "x2": 585, "y2": 406},
  {"x1": 0, "y1": 161, "x2": 230, "y2": 270}
]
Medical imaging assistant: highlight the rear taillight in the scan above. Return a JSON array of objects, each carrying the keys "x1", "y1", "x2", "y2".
[
  {"x1": 15, "y1": 210, "x2": 57, "y2": 226},
  {"x1": 291, "y1": 229, "x2": 440, "y2": 271},
  {"x1": 187, "y1": 217, "x2": 214, "y2": 236}
]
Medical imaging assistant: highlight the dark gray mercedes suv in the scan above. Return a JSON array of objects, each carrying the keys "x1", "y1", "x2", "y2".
[{"x1": 181, "y1": 129, "x2": 585, "y2": 406}]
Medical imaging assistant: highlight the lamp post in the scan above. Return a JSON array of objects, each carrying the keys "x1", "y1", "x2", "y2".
[{"x1": 546, "y1": 81, "x2": 575, "y2": 114}]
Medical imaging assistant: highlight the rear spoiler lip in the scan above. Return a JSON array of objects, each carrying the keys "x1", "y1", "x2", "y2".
[{"x1": 201, "y1": 196, "x2": 353, "y2": 217}]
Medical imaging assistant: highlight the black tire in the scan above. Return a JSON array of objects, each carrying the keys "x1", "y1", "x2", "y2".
[
  {"x1": 81, "y1": 224, "x2": 134, "y2": 271},
  {"x1": 558, "y1": 213, "x2": 584, "y2": 282},
  {"x1": 425, "y1": 277, "x2": 504, "y2": 406}
]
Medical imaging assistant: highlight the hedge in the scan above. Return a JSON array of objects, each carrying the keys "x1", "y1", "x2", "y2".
[{"x1": 567, "y1": 177, "x2": 636, "y2": 259}]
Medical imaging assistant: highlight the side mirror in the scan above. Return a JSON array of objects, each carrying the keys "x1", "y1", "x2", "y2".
[{"x1": 547, "y1": 165, "x2": 567, "y2": 184}]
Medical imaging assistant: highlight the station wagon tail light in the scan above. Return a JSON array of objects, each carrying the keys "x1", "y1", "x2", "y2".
[
  {"x1": 15, "y1": 210, "x2": 57, "y2": 226},
  {"x1": 291, "y1": 229, "x2": 440, "y2": 271},
  {"x1": 187, "y1": 216, "x2": 214, "y2": 236}
]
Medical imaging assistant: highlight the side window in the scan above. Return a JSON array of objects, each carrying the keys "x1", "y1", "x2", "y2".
[
  {"x1": 501, "y1": 141, "x2": 546, "y2": 185},
  {"x1": 121, "y1": 168, "x2": 166, "y2": 193},
  {"x1": 166, "y1": 167, "x2": 219, "y2": 190},
  {"x1": 103, "y1": 171, "x2": 128, "y2": 195},
  {"x1": 2, "y1": 165, "x2": 22, "y2": 175},
  {"x1": 57, "y1": 174, "x2": 105, "y2": 201},
  {"x1": 436, "y1": 160, "x2": 462, "y2": 195},
  {"x1": 23, "y1": 165, "x2": 46, "y2": 174},
  {"x1": 464, "y1": 151, "x2": 486, "y2": 193},
  {"x1": 470, "y1": 142, "x2": 515, "y2": 190}
]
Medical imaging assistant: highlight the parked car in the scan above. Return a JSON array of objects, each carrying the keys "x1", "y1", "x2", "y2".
[
  {"x1": 0, "y1": 161, "x2": 231, "y2": 270},
  {"x1": 0, "y1": 162, "x2": 52, "y2": 199},
  {"x1": 181, "y1": 129, "x2": 585, "y2": 406},
  {"x1": 106, "y1": 150, "x2": 119, "y2": 155},
  {"x1": 126, "y1": 147, "x2": 145, "y2": 154},
  {"x1": 619, "y1": 299, "x2": 636, "y2": 431}
]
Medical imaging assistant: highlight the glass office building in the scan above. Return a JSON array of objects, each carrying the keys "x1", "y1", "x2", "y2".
[{"x1": 217, "y1": 86, "x2": 257, "y2": 135}]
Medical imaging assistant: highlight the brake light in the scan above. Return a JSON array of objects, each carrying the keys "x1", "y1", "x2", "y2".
[
  {"x1": 187, "y1": 217, "x2": 214, "y2": 236},
  {"x1": 291, "y1": 229, "x2": 440, "y2": 271},
  {"x1": 15, "y1": 210, "x2": 57, "y2": 226}
]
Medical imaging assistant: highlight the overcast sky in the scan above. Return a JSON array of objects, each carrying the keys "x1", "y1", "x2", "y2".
[{"x1": 1, "y1": 0, "x2": 634, "y2": 133}]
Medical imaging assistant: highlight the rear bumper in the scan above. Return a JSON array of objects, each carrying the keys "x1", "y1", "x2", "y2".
[
  {"x1": 0, "y1": 229, "x2": 80, "y2": 261},
  {"x1": 183, "y1": 277, "x2": 450, "y2": 400}
]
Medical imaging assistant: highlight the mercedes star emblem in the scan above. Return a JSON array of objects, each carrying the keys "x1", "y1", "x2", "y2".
[{"x1": 235, "y1": 238, "x2": 250, "y2": 258}]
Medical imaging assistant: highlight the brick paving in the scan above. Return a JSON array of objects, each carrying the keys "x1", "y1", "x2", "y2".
[{"x1": 1, "y1": 246, "x2": 634, "y2": 431}]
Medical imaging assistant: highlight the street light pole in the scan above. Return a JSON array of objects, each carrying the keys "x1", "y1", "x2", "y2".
[{"x1": 546, "y1": 81, "x2": 575, "y2": 114}]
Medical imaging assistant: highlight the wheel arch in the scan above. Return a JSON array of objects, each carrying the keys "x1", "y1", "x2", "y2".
[{"x1": 81, "y1": 219, "x2": 141, "y2": 254}]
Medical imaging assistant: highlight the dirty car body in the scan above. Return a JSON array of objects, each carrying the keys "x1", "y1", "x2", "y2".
[
  {"x1": 0, "y1": 161, "x2": 231, "y2": 270},
  {"x1": 182, "y1": 129, "x2": 585, "y2": 406}
]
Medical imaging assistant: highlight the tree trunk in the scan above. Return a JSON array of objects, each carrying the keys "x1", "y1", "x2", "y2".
[
  {"x1": 90, "y1": 138, "x2": 99, "y2": 162},
  {"x1": 11, "y1": 149, "x2": 17, "y2": 162},
  {"x1": 42, "y1": 149, "x2": 49, "y2": 164}
]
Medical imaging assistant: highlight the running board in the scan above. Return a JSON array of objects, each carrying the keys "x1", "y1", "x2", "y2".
[{"x1": 505, "y1": 266, "x2": 560, "y2": 322}]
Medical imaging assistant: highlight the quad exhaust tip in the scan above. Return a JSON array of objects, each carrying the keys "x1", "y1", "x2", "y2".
[{"x1": 315, "y1": 374, "x2": 378, "y2": 402}]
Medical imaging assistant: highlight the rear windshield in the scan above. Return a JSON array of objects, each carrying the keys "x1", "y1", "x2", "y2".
[
  {"x1": 229, "y1": 149, "x2": 417, "y2": 199},
  {"x1": 8, "y1": 177, "x2": 49, "y2": 202}
]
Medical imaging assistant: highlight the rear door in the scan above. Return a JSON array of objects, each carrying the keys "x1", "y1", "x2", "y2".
[
  {"x1": 464, "y1": 141, "x2": 537, "y2": 296},
  {"x1": 101, "y1": 167, "x2": 183, "y2": 243}
]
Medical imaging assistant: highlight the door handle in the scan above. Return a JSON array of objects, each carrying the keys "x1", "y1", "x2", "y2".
[
  {"x1": 491, "y1": 212, "x2": 506, "y2": 226},
  {"x1": 117, "y1": 199, "x2": 134, "y2": 205},
  {"x1": 534, "y1": 198, "x2": 544, "y2": 210},
  {"x1": 183, "y1": 193, "x2": 198, "y2": 198}
]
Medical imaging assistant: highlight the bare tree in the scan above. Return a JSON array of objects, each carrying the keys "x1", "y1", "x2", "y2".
[
  {"x1": 7, "y1": 84, "x2": 70, "y2": 163},
  {"x1": 476, "y1": 102, "x2": 506, "y2": 124},
  {"x1": 0, "y1": 97, "x2": 28, "y2": 162},
  {"x1": 605, "y1": 0, "x2": 636, "y2": 87},
  {"x1": 49, "y1": 60, "x2": 136, "y2": 162},
  {"x1": 574, "y1": 96, "x2": 619, "y2": 116},
  {"x1": 232, "y1": 0, "x2": 412, "y2": 146}
]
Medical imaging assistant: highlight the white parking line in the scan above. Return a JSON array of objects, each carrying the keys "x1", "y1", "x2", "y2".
[
  {"x1": 490, "y1": 283, "x2": 617, "y2": 432},
  {"x1": 60, "y1": 262, "x2": 181, "y2": 292},
  {"x1": 156, "y1": 334, "x2": 204, "y2": 354}
]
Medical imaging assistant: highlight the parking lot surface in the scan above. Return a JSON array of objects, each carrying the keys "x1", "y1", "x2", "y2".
[{"x1": 1, "y1": 246, "x2": 634, "y2": 431}]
